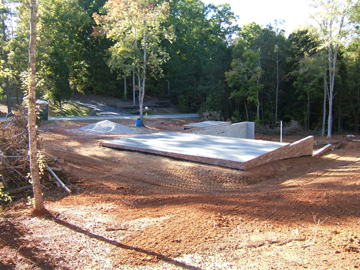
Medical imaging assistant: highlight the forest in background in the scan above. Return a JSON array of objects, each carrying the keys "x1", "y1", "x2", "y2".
[{"x1": 0, "y1": 0, "x2": 360, "y2": 136}]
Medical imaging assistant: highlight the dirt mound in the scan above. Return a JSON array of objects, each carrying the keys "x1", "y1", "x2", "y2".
[{"x1": 69, "y1": 120, "x2": 139, "y2": 134}]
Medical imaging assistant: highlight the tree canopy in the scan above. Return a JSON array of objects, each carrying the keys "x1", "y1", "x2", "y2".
[{"x1": 1, "y1": 0, "x2": 359, "y2": 134}]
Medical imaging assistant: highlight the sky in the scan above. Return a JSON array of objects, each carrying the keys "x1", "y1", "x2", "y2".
[{"x1": 201, "y1": 0, "x2": 312, "y2": 35}]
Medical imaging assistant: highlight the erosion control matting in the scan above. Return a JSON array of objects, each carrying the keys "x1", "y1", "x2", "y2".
[{"x1": 102, "y1": 132, "x2": 314, "y2": 170}]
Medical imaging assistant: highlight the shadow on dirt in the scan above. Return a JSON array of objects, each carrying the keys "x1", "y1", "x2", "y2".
[
  {"x1": 50, "y1": 216, "x2": 203, "y2": 270},
  {"x1": 0, "y1": 219, "x2": 61, "y2": 270}
]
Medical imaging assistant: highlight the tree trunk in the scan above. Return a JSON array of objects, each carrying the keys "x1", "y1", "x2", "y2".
[
  {"x1": 2, "y1": 13, "x2": 11, "y2": 114},
  {"x1": 29, "y1": 0, "x2": 44, "y2": 212},
  {"x1": 139, "y1": 21, "x2": 147, "y2": 121},
  {"x1": 132, "y1": 68, "x2": 136, "y2": 105},
  {"x1": 275, "y1": 53, "x2": 279, "y2": 123},
  {"x1": 244, "y1": 100, "x2": 249, "y2": 121},
  {"x1": 327, "y1": 42, "x2": 340, "y2": 138},
  {"x1": 357, "y1": 87, "x2": 360, "y2": 133},
  {"x1": 167, "y1": 80, "x2": 170, "y2": 97},
  {"x1": 124, "y1": 74, "x2": 127, "y2": 101},
  {"x1": 338, "y1": 95, "x2": 342, "y2": 133},
  {"x1": 322, "y1": 67, "x2": 328, "y2": 136},
  {"x1": 307, "y1": 91, "x2": 310, "y2": 131},
  {"x1": 5, "y1": 76, "x2": 10, "y2": 114},
  {"x1": 60, "y1": 101, "x2": 63, "y2": 115}
]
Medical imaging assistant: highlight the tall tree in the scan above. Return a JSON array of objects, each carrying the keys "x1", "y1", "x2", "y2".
[
  {"x1": 272, "y1": 20, "x2": 286, "y2": 123},
  {"x1": 310, "y1": 0, "x2": 354, "y2": 137},
  {"x1": 93, "y1": 0, "x2": 174, "y2": 121},
  {"x1": 0, "y1": 0, "x2": 12, "y2": 114},
  {"x1": 291, "y1": 52, "x2": 325, "y2": 130},
  {"x1": 28, "y1": 0, "x2": 44, "y2": 212},
  {"x1": 286, "y1": 28, "x2": 325, "y2": 130},
  {"x1": 226, "y1": 22, "x2": 264, "y2": 121},
  {"x1": 160, "y1": 0, "x2": 237, "y2": 114},
  {"x1": 226, "y1": 49, "x2": 263, "y2": 121}
]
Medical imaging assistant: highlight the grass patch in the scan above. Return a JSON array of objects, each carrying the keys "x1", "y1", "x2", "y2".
[{"x1": 49, "y1": 101, "x2": 97, "y2": 117}]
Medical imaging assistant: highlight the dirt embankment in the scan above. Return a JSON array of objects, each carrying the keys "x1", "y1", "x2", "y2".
[{"x1": 1, "y1": 118, "x2": 360, "y2": 269}]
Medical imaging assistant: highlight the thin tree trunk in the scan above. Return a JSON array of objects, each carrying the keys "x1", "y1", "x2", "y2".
[
  {"x1": 5, "y1": 76, "x2": 10, "y2": 114},
  {"x1": 29, "y1": 0, "x2": 44, "y2": 212},
  {"x1": 357, "y1": 87, "x2": 360, "y2": 133},
  {"x1": 2, "y1": 13, "x2": 11, "y2": 114},
  {"x1": 328, "y1": 43, "x2": 339, "y2": 138},
  {"x1": 167, "y1": 80, "x2": 170, "y2": 97},
  {"x1": 307, "y1": 91, "x2": 310, "y2": 131},
  {"x1": 133, "y1": 68, "x2": 136, "y2": 105},
  {"x1": 275, "y1": 53, "x2": 279, "y2": 123},
  {"x1": 322, "y1": 66, "x2": 328, "y2": 136},
  {"x1": 133, "y1": 27, "x2": 137, "y2": 106},
  {"x1": 338, "y1": 95, "x2": 342, "y2": 133},
  {"x1": 327, "y1": 43, "x2": 334, "y2": 138},
  {"x1": 124, "y1": 74, "x2": 127, "y2": 101},
  {"x1": 244, "y1": 100, "x2": 249, "y2": 121},
  {"x1": 139, "y1": 21, "x2": 147, "y2": 121},
  {"x1": 256, "y1": 75, "x2": 260, "y2": 120},
  {"x1": 327, "y1": 9, "x2": 345, "y2": 138},
  {"x1": 257, "y1": 92, "x2": 260, "y2": 121}
]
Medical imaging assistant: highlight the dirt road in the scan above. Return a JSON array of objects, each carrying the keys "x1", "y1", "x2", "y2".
[{"x1": 1, "y1": 118, "x2": 360, "y2": 269}]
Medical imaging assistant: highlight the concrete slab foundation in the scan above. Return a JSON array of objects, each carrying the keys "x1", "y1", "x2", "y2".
[{"x1": 102, "y1": 132, "x2": 314, "y2": 170}]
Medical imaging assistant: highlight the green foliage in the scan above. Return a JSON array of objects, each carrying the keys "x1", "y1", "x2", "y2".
[
  {"x1": 226, "y1": 25, "x2": 265, "y2": 121},
  {"x1": 38, "y1": 49, "x2": 73, "y2": 103},
  {"x1": 0, "y1": 189, "x2": 11, "y2": 204},
  {"x1": 0, "y1": 0, "x2": 359, "y2": 134},
  {"x1": 161, "y1": 0, "x2": 237, "y2": 115},
  {"x1": 0, "y1": 176, "x2": 11, "y2": 204},
  {"x1": 93, "y1": 0, "x2": 174, "y2": 119}
]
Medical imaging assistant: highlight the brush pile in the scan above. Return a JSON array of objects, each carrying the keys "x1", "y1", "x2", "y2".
[{"x1": 0, "y1": 110, "x2": 69, "y2": 203}]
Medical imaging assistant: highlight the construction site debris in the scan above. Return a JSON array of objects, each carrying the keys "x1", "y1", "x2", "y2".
[
  {"x1": 68, "y1": 120, "x2": 139, "y2": 134},
  {"x1": 0, "y1": 111, "x2": 71, "y2": 203}
]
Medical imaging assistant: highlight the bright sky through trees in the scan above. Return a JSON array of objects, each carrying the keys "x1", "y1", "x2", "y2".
[{"x1": 201, "y1": 0, "x2": 312, "y2": 34}]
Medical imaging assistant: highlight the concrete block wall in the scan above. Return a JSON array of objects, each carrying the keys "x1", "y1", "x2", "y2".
[{"x1": 186, "y1": 121, "x2": 255, "y2": 139}]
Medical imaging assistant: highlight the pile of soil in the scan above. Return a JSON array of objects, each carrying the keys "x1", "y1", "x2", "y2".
[{"x1": 69, "y1": 120, "x2": 139, "y2": 135}]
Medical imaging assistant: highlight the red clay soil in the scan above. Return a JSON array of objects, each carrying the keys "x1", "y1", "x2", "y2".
[{"x1": 1, "y1": 118, "x2": 360, "y2": 269}]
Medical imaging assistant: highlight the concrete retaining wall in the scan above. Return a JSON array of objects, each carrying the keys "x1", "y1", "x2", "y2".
[{"x1": 186, "y1": 121, "x2": 255, "y2": 139}]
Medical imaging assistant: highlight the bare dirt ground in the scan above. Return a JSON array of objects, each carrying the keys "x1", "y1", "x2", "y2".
[{"x1": 1, "y1": 117, "x2": 360, "y2": 269}]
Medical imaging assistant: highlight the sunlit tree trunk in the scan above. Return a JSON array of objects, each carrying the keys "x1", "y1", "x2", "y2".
[
  {"x1": 133, "y1": 29, "x2": 137, "y2": 106},
  {"x1": 322, "y1": 69, "x2": 328, "y2": 136},
  {"x1": 29, "y1": 0, "x2": 44, "y2": 212},
  {"x1": 138, "y1": 21, "x2": 147, "y2": 122}
]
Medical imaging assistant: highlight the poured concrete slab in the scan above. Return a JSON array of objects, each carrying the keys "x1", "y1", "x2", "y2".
[{"x1": 102, "y1": 132, "x2": 314, "y2": 170}]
